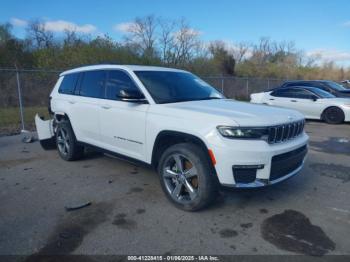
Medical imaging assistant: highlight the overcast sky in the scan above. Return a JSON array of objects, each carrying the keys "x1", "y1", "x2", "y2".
[{"x1": 2, "y1": 0, "x2": 350, "y2": 66}]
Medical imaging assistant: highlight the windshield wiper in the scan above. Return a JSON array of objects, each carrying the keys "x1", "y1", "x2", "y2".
[
  {"x1": 196, "y1": 97, "x2": 223, "y2": 101},
  {"x1": 160, "y1": 97, "x2": 223, "y2": 104}
]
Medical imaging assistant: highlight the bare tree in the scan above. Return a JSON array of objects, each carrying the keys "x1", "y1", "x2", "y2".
[
  {"x1": 233, "y1": 42, "x2": 251, "y2": 62},
  {"x1": 0, "y1": 23, "x2": 13, "y2": 43},
  {"x1": 209, "y1": 40, "x2": 236, "y2": 75},
  {"x1": 63, "y1": 30, "x2": 80, "y2": 47},
  {"x1": 124, "y1": 15, "x2": 158, "y2": 58},
  {"x1": 251, "y1": 37, "x2": 274, "y2": 64},
  {"x1": 26, "y1": 20, "x2": 54, "y2": 49},
  {"x1": 119, "y1": 15, "x2": 203, "y2": 65},
  {"x1": 305, "y1": 52, "x2": 321, "y2": 67},
  {"x1": 171, "y1": 18, "x2": 202, "y2": 65},
  {"x1": 158, "y1": 18, "x2": 176, "y2": 64}
]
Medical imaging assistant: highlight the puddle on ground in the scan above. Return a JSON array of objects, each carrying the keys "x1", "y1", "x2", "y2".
[
  {"x1": 130, "y1": 167, "x2": 139, "y2": 174},
  {"x1": 310, "y1": 137, "x2": 350, "y2": 156},
  {"x1": 240, "y1": 223, "x2": 253, "y2": 229},
  {"x1": 128, "y1": 187, "x2": 144, "y2": 193},
  {"x1": 112, "y1": 213, "x2": 137, "y2": 230},
  {"x1": 0, "y1": 157, "x2": 38, "y2": 168},
  {"x1": 219, "y1": 229, "x2": 238, "y2": 238},
  {"x1": 261, "y1": 210, "x2": 335, "y2": 256},
  {"x1": 25, "y1": 201, "x2": 113, "y2": 260},
  {"x1": 309, "y1": 163, "x2": 350, "y2": 183},
  {"x1": 259, "y1": 208, "x2": 269, "y2": 214},
  {"x1": 136, "y1": 208, "x2": 146, "y2": 214}
]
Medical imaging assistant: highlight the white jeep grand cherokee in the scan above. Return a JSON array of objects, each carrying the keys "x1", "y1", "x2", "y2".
[{"x1": 35, "y1": 65, "x2": 308, "y2": 211}]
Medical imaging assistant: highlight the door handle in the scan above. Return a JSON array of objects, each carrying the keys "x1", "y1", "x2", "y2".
[
  {"x1": 269, "y1": 98, "x2": 275, "y2": 100},
  {"x1": 68, "y1": 100, "x2": 76, "y2": 104},
  {"x1": 101, "y1": 104, "x2": 111, "y2": 109},
  {"x1": 291, "y1": 100, "x2": 297, "y2": 102}
]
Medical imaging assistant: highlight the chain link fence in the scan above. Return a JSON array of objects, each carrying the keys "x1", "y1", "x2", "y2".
[
  {"x1": 0, "y1": 68, "x2": 286, "y2": 136},
  {"x1": 202, "y1": 76, "x2": 285, "y2": 100},
  {"x1": 0, "y1": 69, "x2": 60, "y2": 136}
]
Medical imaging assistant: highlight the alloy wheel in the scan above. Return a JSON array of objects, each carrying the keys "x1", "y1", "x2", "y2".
[
  {"x1": 57, "y1": 127, "x2": 70, "y2": 156},
  {"x1": 162, "y1": 154, "x2": 199, "y2": 204}
]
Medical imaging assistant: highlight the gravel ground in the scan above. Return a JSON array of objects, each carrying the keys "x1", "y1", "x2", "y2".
[{"x1": 0, "y1": 121, "x2": 349, "y2": 258}]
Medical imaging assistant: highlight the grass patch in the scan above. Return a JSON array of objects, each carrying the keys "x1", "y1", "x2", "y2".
[{"x1": 0, "y1": 106, "x2": 49, "y2": 135}]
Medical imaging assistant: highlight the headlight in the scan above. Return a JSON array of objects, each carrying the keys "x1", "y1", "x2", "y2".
[{"x1": 217, "y1": 126, "x2": 269, "y2": 140}]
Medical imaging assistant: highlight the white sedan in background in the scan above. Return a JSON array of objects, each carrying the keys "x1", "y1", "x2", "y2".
[{"x1": 250, "y1": 86, "x2": 350, "y2": 124}]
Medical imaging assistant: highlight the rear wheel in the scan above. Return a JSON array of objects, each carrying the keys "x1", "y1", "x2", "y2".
[
  {"x1": 56, "y1": 120, "x2": 84, "y2": 161},
  {"x1": 157, "y1": 143, "x2": 218, "y2": 211},
  {"x1": 323, "y1": 107, "x2": 344, "y2": 124}
]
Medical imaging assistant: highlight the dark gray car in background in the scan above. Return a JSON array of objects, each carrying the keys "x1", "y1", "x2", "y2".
[{"x1": 279, "y1": 80, "x2": 350, "y2": 98}]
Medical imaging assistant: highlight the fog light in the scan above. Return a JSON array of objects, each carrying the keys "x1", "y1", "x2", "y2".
[{"x1": 232, "y1": 164, "x2": 264, "y2": 184}]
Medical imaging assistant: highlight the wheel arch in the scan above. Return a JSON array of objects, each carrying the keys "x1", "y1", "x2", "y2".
[
  {"x1": 320, "y1": 105, "x2": 344, "y2": 120},
  {"x1": 54, "y1": 111, "x2": 70, "y2": 122},
  {"x1": 53, "y1": 112, "x2": 80, "y2": 138},
  {"x1": 151, "y1": 130, "x2": 217, "y2": 174}
]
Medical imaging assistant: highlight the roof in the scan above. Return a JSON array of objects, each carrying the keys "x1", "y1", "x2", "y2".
[
  {"x1": 273, "y1": 85, "x2": 316, "y2": 90},
  {"x1": 277, "y1": 86, "x2": 329, "y2": 94},
  {"x1": 284, "y1": 80, "x2": 330, "y2": 83},
  {"x1": 60, "y1": 64, "x2": 186, "y2": 76}
]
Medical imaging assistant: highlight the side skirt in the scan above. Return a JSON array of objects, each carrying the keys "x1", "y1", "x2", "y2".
[{"x1": 77, "y1": 141, "x2": 154, "y2": 170}]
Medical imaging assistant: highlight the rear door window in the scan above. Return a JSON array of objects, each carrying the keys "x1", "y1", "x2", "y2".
[
  {"x1": 290, "y1": 89, "x2": 315, "y2": 99},
  {"x1": 271, "y1": 88, "x2": 294, "y2": 98},
  {"x1": 80, "y1": 70, "x2": 106, "y2": 98},
  {"x1": 58, "y1": 73, "x2": 79, "y2": 94}
]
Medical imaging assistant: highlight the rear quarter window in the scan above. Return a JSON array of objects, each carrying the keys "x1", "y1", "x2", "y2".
[{"x1": 58, "y1": 73, "x2": 79, "y2": 94}]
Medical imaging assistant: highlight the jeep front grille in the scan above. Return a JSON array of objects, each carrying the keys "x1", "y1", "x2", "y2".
[{"x1": 268, "y1": 120, "x2": 305, "y2": 144}]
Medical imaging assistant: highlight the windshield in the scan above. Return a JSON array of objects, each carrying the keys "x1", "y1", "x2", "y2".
[
  {"x1": 309, "y1": 87, "x2": 336, "y2": 98},
  {"x1": 326, "y1": 81, "x2": 347, "y2": 91},
  {"x1": 134, "y1": 71, "x2": 225, "y2": 104}
]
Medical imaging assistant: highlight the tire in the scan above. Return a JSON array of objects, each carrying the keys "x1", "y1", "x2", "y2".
[
  {"x1": 157, "y1": 143, "x2": 218, "y2": 211},
  {"x1": 323, "y1": 107, "x2": 345, "y2": 124},
  {"x1": 56, "y1": 119, "x2": 84, "y2": 161}
]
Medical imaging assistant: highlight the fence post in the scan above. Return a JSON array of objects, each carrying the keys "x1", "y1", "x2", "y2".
[
  {"x1": 15, "y1": 69, "x2": 25, "y2": 132},
  {"x1": 267, "y1": 79, "x2": 270, "y2": 90},
  {"x1": 221, "y1": 78, "x2": 224, "y2": 95},
  {"x1": 246, "y1": 79, "x2": 249, "y2": 99}
]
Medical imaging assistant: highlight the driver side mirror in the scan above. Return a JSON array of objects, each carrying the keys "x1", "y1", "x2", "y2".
[
  {"x1": 117, "y1": 89, "x2": 147, "y2": 103},
  {"x1": 312, "y1": 96, "x2": 318, "y2": 101}
]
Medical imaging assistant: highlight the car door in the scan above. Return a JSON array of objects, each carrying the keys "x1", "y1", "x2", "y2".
[
  {"x1": 68, "y1": 70, "x2": 106, "y2": 146},
  {"x1": 282, "y1": 88, "x2": 322, "y2": 118},
  {"x1": 99, "y1": 70, "x2": 149, "y2": 161},
  {"x1": 267, "y1": 88, "x2": 296, "y2": 108}
]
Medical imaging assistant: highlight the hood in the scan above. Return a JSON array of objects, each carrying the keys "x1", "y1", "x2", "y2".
[{"x1": 162, "y1": 99, "x2": 304, "y2": 126}]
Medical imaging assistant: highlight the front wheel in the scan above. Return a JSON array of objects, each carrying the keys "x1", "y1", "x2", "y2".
[
  {"x1": 157, "y1": 143, "x2": 218, "y2": 211},
  {"x1": 323, "y1": 107, "x2": 345, "y2": 124}
]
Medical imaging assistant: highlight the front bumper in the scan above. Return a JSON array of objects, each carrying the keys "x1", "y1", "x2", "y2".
[
  {"x1": 209, "y1": 133, "x2": 309, "y2": 187},
  {"x1": 342, "y1": 107, "x2": 350, "y2": 122},
  {"x1": 226, "y1": 160, "x2": 305, "y2": 188}
]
